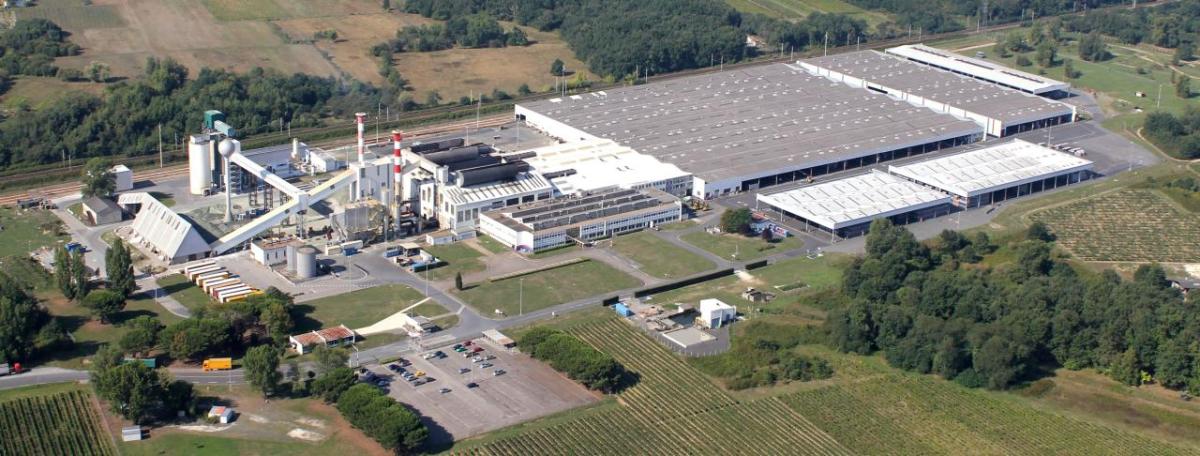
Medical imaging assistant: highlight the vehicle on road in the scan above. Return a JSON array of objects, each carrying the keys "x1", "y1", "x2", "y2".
[
  {"x1": 0, "y1": 363, "x2": 22, "y2": 376},
  {"x1": 202, "y1": 358, "x2": 233, "y2": 371}
]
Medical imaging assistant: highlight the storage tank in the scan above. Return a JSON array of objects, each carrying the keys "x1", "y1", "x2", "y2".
[
  {"x1": 295, "y1": 246, "x2": 318, "y2": 279},
  {"x1": 189, "y1": 135, "x2": 212, "y2": 195},
  {"x1": 286, "y1": 244, "x2": 298, "y2": 273}
]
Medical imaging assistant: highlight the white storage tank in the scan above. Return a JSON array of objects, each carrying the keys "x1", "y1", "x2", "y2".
[
  {"x1": 295, "y1": 246, "x2": 318, "y2": 279},
  {"x1": 286, "y1": 244, "x2": 298, "y2": 273},
  {"x1": 189, "y1": 135, "x2": 212, "y2": 195}
]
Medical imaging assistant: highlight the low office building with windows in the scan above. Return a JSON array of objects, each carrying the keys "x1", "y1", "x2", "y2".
[{"x1": 479, "y1": 187, "x2": 681, "y2": 252}]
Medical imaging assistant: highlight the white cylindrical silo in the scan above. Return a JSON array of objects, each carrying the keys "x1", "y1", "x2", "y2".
[
  {"x1": 296, "y1": 246, "x2": 318, "y2": 279},
  {"x1": 286, "y1": 244, "x2": 298, "y2": 273},
  {"x1": 189, "y1": 135, "x2": 212, "y2": 195}
]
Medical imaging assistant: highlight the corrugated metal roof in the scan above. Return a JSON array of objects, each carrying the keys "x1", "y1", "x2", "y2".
[
  {"x1": 888, "y1": 139, "x2": 1093, "y2": 197},
  {"x1": 757, "y1": 170, "x2": 950, "y2": 230},
  {"x1": 442, "y1": 172, "x2": 552, "y2": 206}
]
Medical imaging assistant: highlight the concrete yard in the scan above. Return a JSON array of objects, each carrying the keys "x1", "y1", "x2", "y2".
[{"x1": 366, "y1": 338, "x2": 598, "y2": 445}]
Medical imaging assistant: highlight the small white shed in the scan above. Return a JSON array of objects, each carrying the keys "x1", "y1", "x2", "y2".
[
  {"x1": 208, "y1": 406, "x2": 235, "y2": 424},
  {"x1": 699, "y1": 298, "x2": 736, "y2": 329}
]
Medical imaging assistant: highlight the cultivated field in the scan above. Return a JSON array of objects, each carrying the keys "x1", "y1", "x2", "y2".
[
  {"x1": 784, "y1": 373, "x2": 1193, "y2": 455},
  {"x1": 1029, "y1": 189, "x2": 1200, "y2": 262},
  {"x1": 0, "y1": 389, "x2": 115, "y2": 456},
  {"x1": 451, "y1": 317, "x2": 853, "y2": 455},
  {"x1": 16, "y1": 0, "x2": 593, "y2": 102}
]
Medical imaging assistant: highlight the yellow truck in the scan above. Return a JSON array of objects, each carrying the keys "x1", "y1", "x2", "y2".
[{"x1": 202, "y1": 357, "x2": 233, "y2": 371}]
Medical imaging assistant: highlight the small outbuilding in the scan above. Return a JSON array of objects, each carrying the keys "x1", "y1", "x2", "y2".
[
  {"x1": 699, "y1": 298, "x2": 736, "y2": 329},
  {"x1": 111, "y1": 164, "x2": 133, "y2": 192},
  {"x1": 483, "y1": 329, "x2": 515, "y2": 348},
  {"x1": 207, "y1": 406, "x2": 235, "y2": 424},
  {"x1": 250, "y1": 237, "x2": 302, "y2": 267},
  {"x1": 121, "y1": 426, "x2": 144, "y2": 442},
  {"x1": 288, "y1": 325, "x2": 356, "y2": 354},
  {"x1": 81, "y1": 196, "x2": 123, "y2": 226},
  {"x1": 613, "y1": 302, "x2": 633, "y2": 317}
]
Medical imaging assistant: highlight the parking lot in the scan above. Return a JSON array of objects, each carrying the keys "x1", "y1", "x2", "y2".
[{"x1": 361, "y1": 338, "x2": 598, "y2": 444}]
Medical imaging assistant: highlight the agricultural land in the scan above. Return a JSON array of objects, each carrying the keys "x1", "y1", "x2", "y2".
[
  {"x1": 1029, "y1": 189, "x2": 1200, "y2": 262},
  {"x1": 0, "y1": 386, "x2": 115, "y2": 456}
]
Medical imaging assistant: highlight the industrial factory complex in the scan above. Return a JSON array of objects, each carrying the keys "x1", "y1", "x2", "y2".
[{"x1": 94, "y1": 43, "x2": 1096, "y2": 267}]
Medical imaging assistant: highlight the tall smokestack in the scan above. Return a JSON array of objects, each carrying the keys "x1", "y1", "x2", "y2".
[
  {"x1": 355, "y1": 112, "x2": 366, "y2": 200},
  {"x1": 392, "y1": 130, "x2": 403, "y2": 231}
]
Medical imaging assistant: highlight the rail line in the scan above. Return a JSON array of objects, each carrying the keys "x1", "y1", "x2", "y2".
[{"x1": 0, "y1": 114, "x2": 510, "y2": 206}]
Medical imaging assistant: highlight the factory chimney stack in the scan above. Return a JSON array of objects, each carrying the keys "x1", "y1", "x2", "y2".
[{"x1": 355, "y1": 112, "x2": 367, "y2": 200}]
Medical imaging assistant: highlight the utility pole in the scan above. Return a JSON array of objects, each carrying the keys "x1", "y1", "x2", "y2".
[
  {"x1": 519, "y1": 278, "x2": 524, "y2": 316},
  {"x1": 158, "y1": 124, "x2": 164, "y2": 168},
  {"x1": 824, "y1": 32, "x2": 829, "y2": 56}
]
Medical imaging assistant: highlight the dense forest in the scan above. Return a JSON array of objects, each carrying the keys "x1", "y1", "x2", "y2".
[
  {"x1": 376, "y1": 13, "x2": 528, "y2": 54},
  {"x1": 401, "y1": 0, "x2": 866, "y2": 77},
  {"x1": 1143, "y1": 109, "x2": 1200, "y2": 159},
  {"x1": 0, "y1": 19, "x2": 78, "y2": 82},
  {"x1": 847, "y1": 0, "x2": 1136, "y2": 35},
  {"x1": 825, "y1": 220, "x2": 1197, "y2": 391},
  {"x1": 1063, "y1": 0, "x2": 1200, "y2": 51}
]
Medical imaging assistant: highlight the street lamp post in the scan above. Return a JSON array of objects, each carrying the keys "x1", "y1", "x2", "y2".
[{"x1": 519, "y1": 278, "x2": 524, "y2": 316}]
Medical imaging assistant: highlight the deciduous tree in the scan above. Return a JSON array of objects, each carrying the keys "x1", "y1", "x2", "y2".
[{"x1": 243, "y1": 344, "x2": 282, "y2": 397}]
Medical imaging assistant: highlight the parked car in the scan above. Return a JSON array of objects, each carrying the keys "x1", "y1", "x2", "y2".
[
  {"x1": 493, "y1": 370, "x2": 506, "y2": 376},
  {"x1": 454, "y1": 347, "x2": 467, "y2": 353},
  {"x1": 435, "y1": 351, "x2": 446, "y2": 358},
  {"x1": 472, "y1": 357, "x2": 484, "y2": 363},
  {"x1": 466, "y1": 382, "x2": 478, "y2": 388},
  {"x1": 453, "y1": 343, "x2": 463, "y2": 349},
  {"x1": 464, "y1": 340, "x2": 473, "y2": 346},
  {"x1": 458, "y1": 367, "x2": 470, "y2": 374},
  {"x1": 376, "y1": 379, "x2": 390, "y2": 387},
  {"x1": 387, "y1": 363, "x2": 402, "y2": 372},
  {"x1": 414, "y1": 379, "x2": 427, "y2": 386},
  {"x1": 423, "y1": 353, "x2": 437, "y2": 360},
  {"x1": 484, "y1": 355, "x2": 496, "y2": 361},
  {"x1": 480, "y1": 363, "x2": 493, "y2": 369},
  {"x1": 472, "y1": 347, "x2": 484, "y2": 353},
  {"x1": 439, "y1": 388, "x2": 451, "y2": 394}
]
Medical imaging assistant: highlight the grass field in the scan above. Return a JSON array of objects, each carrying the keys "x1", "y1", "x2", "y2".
[
  {"x1": 118, "y1": 384, "x2": 385, "y2": 455},
  {"x1": 156, "y1": 274, "x2": 213, "y2": 313},
  {"x1": 474, "y1": 236, "x2": 510, "y2": 254},
  {"x1": 0, "y1": 207, "x2": 67, "y2": 257},
  {"x1": 608, "y1": 231, "x2": 715, "y2": 279},
  {"x1": 681, "y1": 230, "x2": 802, "y2": 262},
  {"x1": 0, "y1": 77, "x2": 107, "y2": 111},
  {"x1": 295, "y1": 284, "x2": 431, "y2": 331},
  {"x1": 425, "y1": 243, "x2": 486, "y2": 281},
  {"x1": 454, "y1": 260, "x2": 641, "y2": 317},
  {"x1": 15, "y1": 0, "x2": 126, "y2": 29},
  {"x1": 38, "y1": 284, "x2": 184, "y2": 369},
  {"x1": 1029, "y1": 189, "x2": 1200, "y2": 262},
  {"x1": 0, "y1": 387, "x2": 115, "y2": 456},
  {"x1": 725, "y1": 0, "x2": 889, "y2": 25}
]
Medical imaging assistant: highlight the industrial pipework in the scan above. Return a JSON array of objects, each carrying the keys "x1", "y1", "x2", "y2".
[
  {"x1": 392, "y1": 130, "x2": 403, "y2": 230},
  {"x1": 355, "y1": 112, "x2": 367, "y2": 200}
]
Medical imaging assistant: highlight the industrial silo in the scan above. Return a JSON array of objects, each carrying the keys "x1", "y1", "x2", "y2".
[
  {"x1": 286, "y1": 244, "x2": 298, "y2": 273},
  {"x1": 295, "y1": 246, "x2": 318, "y2": 279},
  {"x1": 188, "y1": 135, "x2": 212, "y2": 195}
]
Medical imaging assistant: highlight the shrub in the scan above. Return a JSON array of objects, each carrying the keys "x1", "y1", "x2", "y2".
[{"x1": 519, "y1": 327, "x2": 625, "y2": 392}]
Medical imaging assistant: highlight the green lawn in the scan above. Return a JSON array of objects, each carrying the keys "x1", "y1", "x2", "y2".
[
  {"x1": 642, "y1": 253, "x2": 847, "y2": 317},
  {"x1": 295, "y1": 284, "x2": 431, "y2": 331},
  {"x1": 39, "y1": 287, "x2": 183, "y2": 369},
  {"x1": 0, "y1": 206, "x2": 67, "y2": 257},
  {"x1": 681, "y1": 230, "x2": 802, "y2": 262},
  {"x1": 424, "y1": 243, "x2": 486, "y2": 281},
  {"x1": 455, "y1": 260, "x2": 642, "y2": 317},
  {"x1": 475, "y1": 235, "x2": 511, "y2": 254},
  {"x1": 609, "y1": 231, "x2": 715, "y2": 279},
  {"x1": 156, "y1": 274, "x2": 213, "y2": 313},
  {"x1": 528, "y1": 244, "x2": 582, "y2": 259}
]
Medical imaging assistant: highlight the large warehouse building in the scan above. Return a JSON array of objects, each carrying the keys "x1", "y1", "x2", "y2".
[
  {"x1": 888, "y1": 139, "x2": 1094, "y2": 208},
  {"x1": 479, "y1": 187, "x2": 681, "y2": 252},
  {"x1": 886, "y1": 44, "x2": 1071, "y2": 98},
  {"x1": 800, "y1": 50, "x2": 1075, "y2": 137},
  {"x1": 755, "y1": 170, "x2": 953, "y2": 239},
  {"x1": 517, "y1": 63, "x2": 983, "y2": 199}
]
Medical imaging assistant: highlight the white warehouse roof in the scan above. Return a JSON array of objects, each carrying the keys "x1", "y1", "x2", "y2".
[
  {"x1": 756, "y1": 170, "x2": 950, "y2": 230},
  {"x1": 441, "y1": 172, "x2": 552, "y2": 206},
  {"x1": 886, "y1": 44, "x2": 1070, "y2": 95},
  {"x1": 888, "y1": 139, "x2": 1093, "y2": 198},
  {"x1": 520, "y1": 139, "x2": 691, "y2": 194}
]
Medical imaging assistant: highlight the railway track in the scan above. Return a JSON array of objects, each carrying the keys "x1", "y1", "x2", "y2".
[{"x1": 0, "y1": 114, "x2": 510, "y2": 206}]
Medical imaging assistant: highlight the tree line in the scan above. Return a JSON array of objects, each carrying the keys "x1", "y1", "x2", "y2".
[
  {"x1": 1063, "y1": 0, "x2": 1200, "y2": 59},
  {"x1": 0, "y1": 19, "x2": 404, "y2": 173},
  {"x1": 401, "y1": 0, "x2": 868, "y2": 78},
  {"x1": 374, "y1": 13, "x2": 528, "y2": 54},
  {"x1": 520, "y1": 327, "x2": 626, "y2": 392},
  {"x1": 825, "y1": 219, "x2": 1198, "y2": 391},
  {"x1": 691, "y1": 320, "x2": 832, "y2": 390},
  {"x1": 1143, "y1": 108, "x2": 1200, "y2": 159}
]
